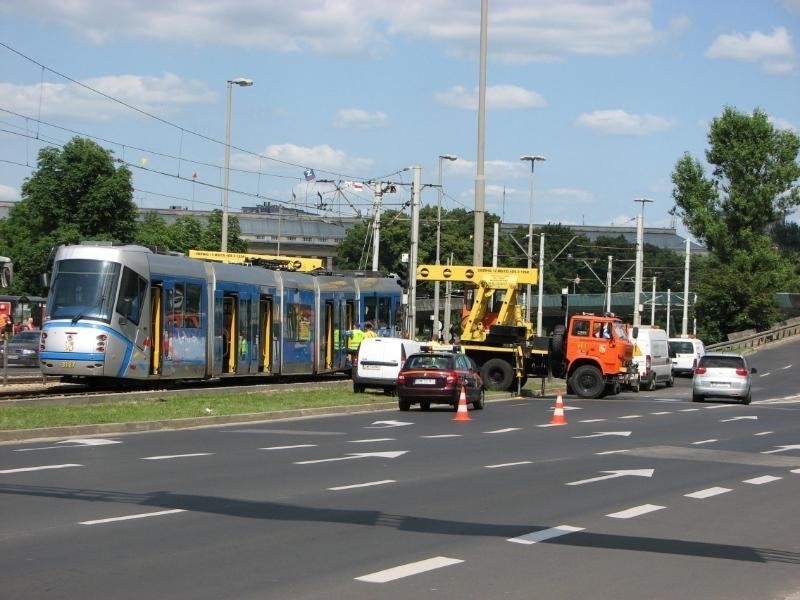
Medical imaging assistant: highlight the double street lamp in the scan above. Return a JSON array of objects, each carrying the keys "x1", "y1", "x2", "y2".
[
  {"x1": 433, "y1": 154, "x2": 457, "y2": 339},
  {"x1": 221, "y1": 77, "x2": 254, "y2": 252},
  {"x1": 520, "y1": 154, "x2": 546, "y2": 333}
]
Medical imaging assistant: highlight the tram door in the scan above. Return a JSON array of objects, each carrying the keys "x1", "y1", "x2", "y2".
[
  {"x1": 150, "y1": 285, "x2": 163, "y2": 376},
  {"x1": 259, "y1": 295, "x2": 274, "y2": 373},
  {"x1": 221, "y1": 295, "x2": 236, "y2": 374},
  {"x1": 323, "y1": 301, "x2": 334, "y2": 370}
]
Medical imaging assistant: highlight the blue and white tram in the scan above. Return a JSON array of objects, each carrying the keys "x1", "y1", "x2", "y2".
[{"x1": 39, "y1": 243, "x2": 402, "y2": 383}]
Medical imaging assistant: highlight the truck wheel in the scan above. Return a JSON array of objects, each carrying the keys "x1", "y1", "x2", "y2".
[
  {"x1": 569, "y1": 365, "x2": 605, "y2": 399},
  {"x1": 480, "y1": 358, "x2": 514, "y2": 391}
]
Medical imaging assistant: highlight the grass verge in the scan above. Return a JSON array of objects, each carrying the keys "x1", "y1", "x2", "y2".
[{"x1": 0, "y1": 388, "x2": 392, "y2": 431}]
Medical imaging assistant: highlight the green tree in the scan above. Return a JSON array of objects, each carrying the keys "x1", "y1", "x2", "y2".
[
  {"x1": 670, "y1": 107, "x2": 800, "y2": 341},
  {"x1": 0, "y1": 137, "x2": 137, "y2": 293},
  {"x1": 198, "y1": 210, "x2": 248, "y2": 252}
]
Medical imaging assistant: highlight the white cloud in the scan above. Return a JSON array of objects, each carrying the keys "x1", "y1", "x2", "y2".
[
  {"x1": 770, "y1": 116, "x2": 797, "y2": 132},
  {"x1": 706, "y1": 26, "x2": 796, "y2": 74},
  {"x1": 0, "y1": 1, "x2": 665, "y2": 62},
  {"x1": 0, "y1": 74, "x2": 214, "y2": 121},
  {"x1": 256, "y1": 143, "x2": 374, "y2": 173},
  {"x1": 333, "y1": 108, "x2": 390, "y2": 129},
  {"x1": 434, "y1": 85, "x2": 546, "y2": 110},
  {"x1": 575, "y1": 109, "x2": 676, "y2": 136},
  {"x1": 548, "y1": 188, "x2": 595, "y2": 203},
  {"x1": 0, "y1": 184, "x2": 19, "y2": 201}
]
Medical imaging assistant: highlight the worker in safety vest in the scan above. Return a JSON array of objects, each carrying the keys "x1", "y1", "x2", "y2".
[
  {"x1": 347, "y1": 323, "x2": 365, "y2": 352},
  {"x1": 363, "y1": 322, "x2": 377, "y2": 338}
]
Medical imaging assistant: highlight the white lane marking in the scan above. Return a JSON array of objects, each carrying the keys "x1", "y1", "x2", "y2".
[
  {"x1": 754, "y1": 431, "x2": 774, "y2": 436},
  {"x1": 141, "y1": 453, "x2": 212, "y2": 460},
  {"x1": 691, "y1": 439, "x2": 718, "y2": 445},
  {"x1": 679, "y1": 408, "x2": 700, "y2": 412},
  {"x1": 596, "y1": 449, "x2": 630, "y2": 455},
  {"x1": 650, "y1": 411, "x2": 672, "y2": 415},
  {"x1": 367, "y1": 420, "x2": 414, "y2": 428},
  {"x1": 508, "y1": 524, "x2": 585, "y2": 545},
  {"x1": 349, "y1": 438, "x2": 395, "y2": 443},
  {"x1": 579, "y1": 419, "x2": 607, "y2": 423},
  {"x1": 420, "y1": 434, "x2": 461, "y2": 439},
  {"x1": 743, "y1": 475, "x2": 782, "y2": 485},
  {"x1": 762, "y1": 444, "x2": 800, "y2": 454},
  {"x1": 618, "y1": 415, "x2": 642, "y2": 419},
  {"x1": 685, "y1": 487, "x2": 732, "y2": 499},
  {"x1": 260, "y1": 444, "x2": 317, "y2": 450},
  {"x1": 792, "y1": 468, "x2": 800, "y2": 474},
  {"x1": 17, "y1": 438, "x2": 122, "y2": 451},
  {"x1": 721, "y1": 416, "x2": 758, "y2": 422},
  {"x1": 295, "y1": 451, "x2": 407, "y2": 465},
  {"x1": 606, "y1": 504, "x2": 666, "y2": 519},
  {"x1": 356, "y1": 556, "x2": 464, "y2": 583},
  {"x1": 328, "y1": 480, "x2": 395, "y2": 491},
  {"x1": 80, "y1": 509, "x2": 186, "y2": 525},
  {"x1": 1, "y1": 463, "x2": 82, "y2": 474},
  {"x1": 567, "y1": 468, "x2": 654, "y2": 486},
  {"x1": 485, "y1": 428, "x2": 521, "y2": 434},
  {"x1": 485, "y1": 461, "x2": 532, "y2": 469},
  {"x1": 573, "y1": 431, "x2": 631, "y2": 439}
]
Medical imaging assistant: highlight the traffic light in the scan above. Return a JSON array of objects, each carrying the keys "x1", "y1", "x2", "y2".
[
  {"x1": 396, "y1": 262, "x2": 409, "y2": 289},
  {"x1": 561, "y1": 292, "x2": 568, "y2": 312}
]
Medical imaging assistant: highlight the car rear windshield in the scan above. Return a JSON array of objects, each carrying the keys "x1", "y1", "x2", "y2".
[
  {"x1": 405, "y1": 355, "x2": 454, "y2": 370},
  {"x1": 699, "y1": 355, "x2": 744, "y2": 369},
  {"x1": 669, "y1": 341, "x2": 695, "y2": 354}
]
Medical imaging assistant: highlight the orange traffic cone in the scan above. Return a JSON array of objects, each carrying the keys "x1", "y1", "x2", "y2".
[
  {"x1": 453, "y1": 386, "x2": 471, "y2": 421},
  {"x1": 549, "y1": 390, "x2": 567, "y2": 426}
]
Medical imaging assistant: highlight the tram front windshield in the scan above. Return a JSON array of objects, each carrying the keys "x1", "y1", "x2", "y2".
[{"x1": 47, "y1": 259, "x2": 121, "y2": 323}]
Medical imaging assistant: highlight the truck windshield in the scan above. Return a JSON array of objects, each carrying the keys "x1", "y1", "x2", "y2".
[{"x1": 47, "y1": 259, "x2": 121, "y2": 323}]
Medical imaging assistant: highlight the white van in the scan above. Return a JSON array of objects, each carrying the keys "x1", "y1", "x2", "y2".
[
  {"x1": 630, "y1": 326, "x2": 674, "y2": 391},
  {"x1": 352, "y1": 337, "x2": 423, "y2": 394},
  {"x1": 669, "y1": 337, "x2": 705, "y2": 376}
]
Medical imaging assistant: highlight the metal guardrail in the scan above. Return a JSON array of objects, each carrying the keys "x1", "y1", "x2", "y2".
[{"x1": 705, "y1": 317, "x2": 800, "y2": 353}]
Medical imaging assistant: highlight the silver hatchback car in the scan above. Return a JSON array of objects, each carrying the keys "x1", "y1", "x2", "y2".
[{"x1": 692, "y1": 352, "x2": 756, "y2": 404}]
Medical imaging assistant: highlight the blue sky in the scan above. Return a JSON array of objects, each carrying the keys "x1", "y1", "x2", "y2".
[{"x1": 1, "y1": 0, "x2": 798, "y2": 239}]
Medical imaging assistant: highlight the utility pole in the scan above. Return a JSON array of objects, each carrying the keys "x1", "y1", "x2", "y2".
[
  {"x1": 537, "y1": 232, "x2": 545, "y2": 336},
  {"x1": 408, "y1": 165, "x2": 422, "y2": 338},
  {"x1": 632, "y1": 197, "x2": 653, "y2": 327},
  {"x1": 371, "y1": 183, "x2": 382, "y2": 272},
  {"x1": 682, "y1": 237, "x2": 691, "y2": 337},
  {"x1": 606, "y1": 255, "x2": 613, "y2": 313},
  {"x1": 651, "y1": 276, "x2": 657, "y2": 325},
  {"x1": 473, "y1": 0, "x2": 488, "y2": 267}
]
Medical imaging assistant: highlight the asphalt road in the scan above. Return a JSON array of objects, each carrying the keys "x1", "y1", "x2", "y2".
[{"x1": 1, "y1": 340, "x2": 799, "y2": 599}]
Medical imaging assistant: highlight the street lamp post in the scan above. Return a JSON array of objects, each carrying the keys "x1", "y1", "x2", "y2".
[
  {"x1": 434, "y1": 154, "x2": 457, "y2": 340},
  {"x1": 520, "y1": 155, "x2": 546, "y2": 326},
  {"x1": 221, "y1": 77, "x2": 254, "y2": 252},
  {"x1": 633, "y1": 197, "x2": 653, "y2": 327}
]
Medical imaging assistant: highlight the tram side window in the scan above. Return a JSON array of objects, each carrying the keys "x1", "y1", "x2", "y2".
[
  {"x1": 286, "y1": 302, "x2": 312, "y2": 342},
  {"x1": 116, "y1": 267, "x2": 147, "y2": 325},
  {"x1": 184, "y1": 283, "x2": 201, "y2": 329}
]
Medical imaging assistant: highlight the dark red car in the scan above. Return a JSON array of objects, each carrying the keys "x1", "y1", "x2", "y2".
[{"x1": 396, "y1": 347, "x2": 485, "y2": 411}]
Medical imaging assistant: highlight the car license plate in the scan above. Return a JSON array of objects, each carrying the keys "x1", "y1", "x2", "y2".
[
  {"x1": 362, "y1": 364, "x2": 379, "y2": 370},
  {"x1": 7, "y1": 354, "x2": 18, "y2": 360},
  {"x1": 415, "y1": 378, "x2": 436, "y2": 385},
  {"x1": 710, "y1": 382, "x2": 730, "y2": 388}
]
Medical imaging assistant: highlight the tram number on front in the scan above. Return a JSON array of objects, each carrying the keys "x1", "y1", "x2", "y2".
[{"x1": 60, "y1": 360, "x2": 76, "y2": 369}]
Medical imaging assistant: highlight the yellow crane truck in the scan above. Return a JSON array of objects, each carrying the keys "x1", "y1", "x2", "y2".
[{"x1": 415, "y1": 264, "x2": 637, "y2": 398}]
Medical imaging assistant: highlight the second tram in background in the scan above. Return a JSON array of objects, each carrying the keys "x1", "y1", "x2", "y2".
[{"x1": 38, "y1": 243, "x2": 402, "y2": 384}]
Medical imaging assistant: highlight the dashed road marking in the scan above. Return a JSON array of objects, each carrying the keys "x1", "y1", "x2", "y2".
[
  {"x1": 606, "y1": 504, "x2": 666, "y2": 519},
  {"x1": 485, "y1": 461, "x2": 532, "y2": 469},
  {"x1": 685, "y1": 487, "x2": 731, "y2": 499},
  {"x1": 80, "y1": 509, "x2": 186, "y2": 525},
  {"x1": 0, "y1": 463, "x2": 82, "y2": 474},
  {"x1": 743, "y1": 475, "x2": 782, "y2": 485},
  {"x1": 508, "y1": 525, "x2": 585, "y2": 545},
  {"x1": 328, "y1": 480, "x2": 395, "y2": 491},
  {"x1": 355, "y1": 556, "x2": 464, "y2": 583},
  {"x1": 141, "y1": 453, "x2": 212, "y2": 460}
]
